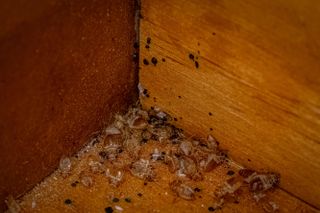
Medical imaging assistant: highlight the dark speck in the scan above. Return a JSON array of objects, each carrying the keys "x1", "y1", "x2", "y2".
[
  {"x1": 133, "y1": 42, "x2": 139, "y2": 49},
  {"x1": 197, "y1": 42, "x2": 200, "y2": 46},
  {"x1": 145, "y1": 44, "x2": 150, "y2": 49},
  {"x1": 162, "y1": 58, "x2": 166, "y2": 62},
  {"x1": 178, "y1": 95, "x2": 181, "y2": 99},
  {"x1": 147, "y1": 37, "x2": 151, "y2": 44},
  {"x1": 212, "y1": 32, "x2": 216, "y2": 36},
  {"x1": 174, "y1": 118, "x2": 178, "y2": 121},
  {"x1": 125, "y1": 198, "x2": 131, "y2": 203},
  {"x1": 137, "y1": 193, "x2": 143, "y2": 197},
  {"x1": 105, "y1": 207, "x2": 113, "y2": 213},
  {"x1": 99, "y1": 151, "x2": 107, "y2": 159},
  {"x1": 248, "y1": 159, "x2": 251, "y2": 162},
  {"x1": 209, "y1": 128, "x2": 213, "y2": 131},
  {"x1": 234, "y1": 200, "x2": 240, "y2": 204},
  {"x1": 144, "y1": 182, "x2": 148, "y2": 186},
  {"x1": 112, "y1": 198, "x2": 119, "y2": 203},
  {"x1": 208, "y1": 112, "x2": 212, "y2": 116},
  {"x1": 194, "y1": 187, "x2": 201, "y2": 192},
  {"x1": 195, "y1": 61, "x2": 199, "y2": 68},
  {"x1": 208, "y1": 207, "x2": 215, "y2": 211},
  {"x1": 227, "y1": 170, "x2": 235, "y2": 176},
  {"x1": 64, "y1": 199, "x2": 72, "y2": 205},
  {"x1": 143, "y1": 59, "x2": 149, "y2": 65},
  {"x1": 151, "y1": 57, "x2": 158, "y2": 66},
  {"x1": 71, "y1": 182, "x2": 77, "y2": 187},
  {"x1": 189, "y1": 53, "x2": 194, "y2": 60},
  {"x1": 153, "y1": 97, "x2": 157, "y2": 102}
]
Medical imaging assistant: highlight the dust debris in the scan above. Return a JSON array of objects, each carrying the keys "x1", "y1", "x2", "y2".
[{"x1": 114, "y1": 205, "x2": 124, "y2": 211}]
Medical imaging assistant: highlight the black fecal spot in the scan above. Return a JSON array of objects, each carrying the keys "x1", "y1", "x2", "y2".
[
  {"x1": 147, "y1": 37, "x2": 151, "y2": 44},
  {"x1": 174, "y1": 118, "x2": 178, "y2": 121},
  {"x1": 153, "y1": 97, "x2": 157, "y2": 102},
  {"x1": 208, "y1": 112, "x2": 212, "y2": 116},
  {"x1": 189, "y1": 53, "x2": 194, "y2": 60},
  {"x1": 64, "y1": 199, "x2": 72, "y2": 205},
  {"x1": 137, "y1": 193, "x2": 143, "y2": 197},
  {"x1": 133, "y1": 42, "x2": 139, "y2": 49},
  {"x1": 145, "y1": 44, "x2": 150, "y2": 49},
  {"x1": 151, "y1": 57, "x2": 158, "y2": 66},
  {"x1": 208, "y1": 207, "x2": 215, "y2": 211},
  {"x1": 227, "y1": 170, "x2": 235, "y2": 176},
  {"x1": 194, "y1": 187, "x2": 201, "y2": 192},
  {"x1": 143, "y1": 59, "x2": 149, "y2": 65},
  {"x1": 248, "y1": 159, "x2": 251, "y2": 162},
  {"x1": 195, "y1": 61, "x2": 199, "y2": 68},
  {"x1": 209, "y1": 128, "x2": 213, "y2": 131},
  {"x1": 212, "y1": 32, "x2": 216, "y2": 35},
  {"x1": 197, "y1": 50, "x2": 200, "y2": 54},
  {"x1": 162, "y1": 58, "x2": 166, "y2": 62},
  {"x1": 112, "y1": 198, "x2": 120, "y2": 203},
  {"x1": 125, "y1": 198, "x2": 131, "y2": 203},
  {"x1": 178, "y1": 95, "x2": 181, "y2": 99},
  {"x1": 105, "y1": 207, "x2": 113, "y2": 213}
]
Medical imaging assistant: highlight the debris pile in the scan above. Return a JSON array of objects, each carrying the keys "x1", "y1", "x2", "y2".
[{"x1": 14, "y1": 103, "x2": 280, "y2": 212}]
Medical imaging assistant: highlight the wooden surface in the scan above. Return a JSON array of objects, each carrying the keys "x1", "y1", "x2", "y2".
[
  {"x1": 19, "y1": 140, "x2": 317, "y2": 213},
  {"x1": 0, "y1": 0, "x2": 137, "y2": 211},
  {"x1": 139, "y1": 0, "x2": 320, "y2": 209}
]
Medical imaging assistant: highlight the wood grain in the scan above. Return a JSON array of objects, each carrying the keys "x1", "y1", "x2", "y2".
[
  {"x1": 139, "y1": 0, "x2": 320, "y2": 208},
  {"x1": 0, "y1": 0, "x2": 137, "y2": 211}
]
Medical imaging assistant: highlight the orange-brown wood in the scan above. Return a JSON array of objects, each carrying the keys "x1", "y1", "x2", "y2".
[
  {"x1": 139, "y1": 0, "x2": 320, "y2": 208},
  {"x1": 19, "y1": 140, "x2": 317, "y2": 213},
  {"x1": 0, "y1": 0, "x2": 137, "y2": 210}
]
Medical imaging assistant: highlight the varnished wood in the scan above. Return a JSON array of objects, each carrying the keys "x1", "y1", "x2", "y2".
[{"x1": 140, "y1": 0, "x2": 320, "y2": 208}]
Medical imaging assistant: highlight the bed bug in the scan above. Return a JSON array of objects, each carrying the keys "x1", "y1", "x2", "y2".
[
  {"x1": 127, "y1": 115, "x2": 148, "y2": 130},
  {"x1": 179, "y1": 140, "x2": 194, "y2": 156},
  {"x1": 59, "y1": 156, "x2": 72, "y2": 177},
  {"x1": 164, "y1": 154, "x2": 180, "y2": 173},
  {"x1": 79, "y1": 171, "x2": 94, "y2": 187},
  {"x1": 170, "y1": 180, "x2": 195, "y2": 200},
  {"x1": 248, "y1": 173, "x2": 280, "y2": 192},
  {"x1": 130, "y1": 159, "x2": 155, "y2": 181},
  {"x1": 105, "y1": 169, "x2": 124, "y2": 187}
]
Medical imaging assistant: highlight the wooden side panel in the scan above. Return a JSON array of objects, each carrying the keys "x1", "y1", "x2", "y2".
[
  {"x1": 140, "y1": 0, "x2": 320, "y2": 208},
  {"x1": 0, "y1": 0, "x2": 137, "y2": 210}
]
